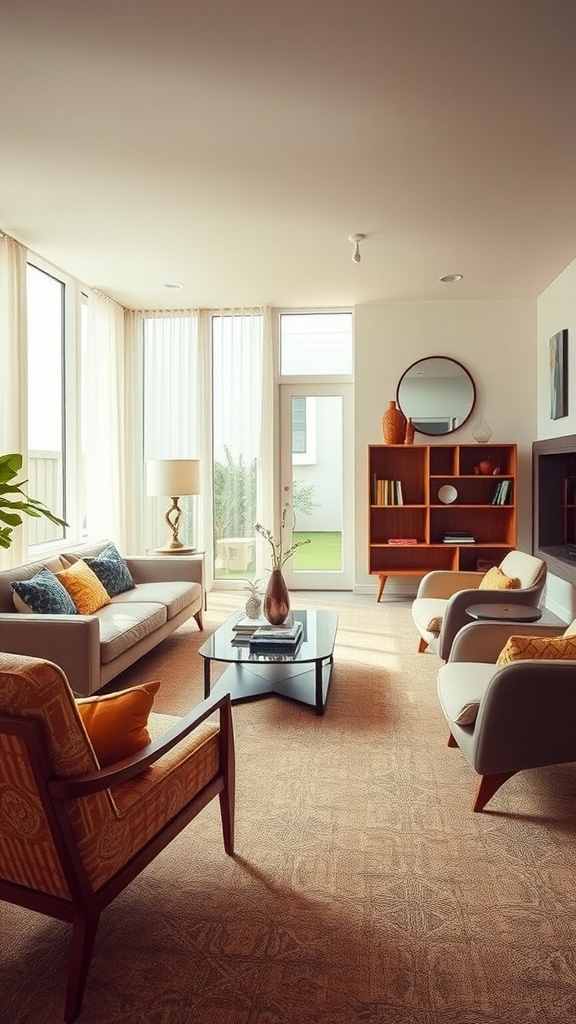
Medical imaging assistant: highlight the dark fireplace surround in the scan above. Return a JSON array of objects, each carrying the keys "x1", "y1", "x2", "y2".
[{"x1": 533, "y1": 434, "x2": 576, "y2": 586}]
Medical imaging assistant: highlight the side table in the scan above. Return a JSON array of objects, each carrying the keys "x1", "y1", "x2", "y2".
[{"x1": 466, "y1": 603, "x2": 542, "y2": 623}]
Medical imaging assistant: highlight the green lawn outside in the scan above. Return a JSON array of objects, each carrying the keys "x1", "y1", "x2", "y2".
[{"x1": 292, "y1": 532, "x2": 342, "y2": 571}]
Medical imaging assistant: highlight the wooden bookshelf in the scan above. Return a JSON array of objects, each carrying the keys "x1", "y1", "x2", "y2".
[{"x1": 368, "y1": 443, "x2": 517, "y2": 600}]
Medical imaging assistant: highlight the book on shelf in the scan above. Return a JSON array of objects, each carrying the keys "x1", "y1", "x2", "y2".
[
  {"x1": 372, "y1": 476, "x2": 404, "y2": 506},
  {"x1": 443, "y1": 532, "x2": 476, "y2": 543},
  {"x1": 490, "y1": 480, "x2": 511, "y2": 505},
  {"x1": 388, "y1": 537, "x2": 418, "y2": 545}
]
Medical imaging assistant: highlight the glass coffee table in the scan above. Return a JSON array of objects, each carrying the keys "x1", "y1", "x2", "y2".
[{"x1": 199, "y1": 609, "x2": 338, "y2": 716}]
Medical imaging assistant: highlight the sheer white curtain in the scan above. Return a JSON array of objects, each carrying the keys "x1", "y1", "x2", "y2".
[
  {"x1": 257, "y1": 306, "x2": 275, "y2": 573},
  {"x1": 0, "y1": 235, "x2": 28, "y2": 566},
  {"x1": 123, "y1": 310, "x2": 145, "y2": 553},
  {"x1": 142, "y1": 311, "x2": 200, "y2": 552},
  {"x1": 83, "y1": 291, "x2": 127, "y2": 547}
]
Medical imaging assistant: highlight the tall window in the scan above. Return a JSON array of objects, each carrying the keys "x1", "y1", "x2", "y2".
[
  {"x1": 26, "y1": 264, "x2": 66, "y2": 545},
  {"x1": 280, "y1": 311, "x2": 353, "y2": 376},
  {"x1": 212, "y1": 313, "x2": 263, "y2": 579}
]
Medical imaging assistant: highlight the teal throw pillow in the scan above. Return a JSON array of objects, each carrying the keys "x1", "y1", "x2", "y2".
[
  {"x1": 12, "y1": 567, "x2": 78, "y2": 614},
  {"x1": 84, "y1": 544, "x2": 135, "y2": 597}
]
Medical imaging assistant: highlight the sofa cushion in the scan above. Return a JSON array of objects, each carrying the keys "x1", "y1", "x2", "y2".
[
  {"x1": 56, "y1": 560, "x2": 111, "y2": 614},
  {"x1": 437, "y1": 662, "x2": 496, "y2": 726},
  {"x1": 76, "y1": 681, "x2": 161, "y2": 767},
  {"x1": 97, "y1": 602, "x2": 168, "y2": 663},
  {"x1": 111, "y1": 580, "x2": 200, "y2": 620},
  {"x1": 496, "y1": 633, "x2": 576, "y2": 666},
  {"x1": 479, "y1": 566, "x2": 520, "y2": 591},
  {"x1": 11, "y1": 567, "x2": 78, "y2": 615},
  {"x1": 84, "y1": 543, "x2": 136, "y2": 597}
]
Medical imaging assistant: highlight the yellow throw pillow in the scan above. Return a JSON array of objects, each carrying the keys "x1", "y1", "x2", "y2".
[
  {"x1": 496, "y1": 634, "x2": 576, "y2": 666},
  {"x1": 76, "y1": 681, "x2": 161, "y2": 767},
  {"x1": 56, "y1": 559, "x2": 111, "y2": 614},
  {"x1": 426, "y1": 616, "x2": 443, "y2": 633},
  {"x1": 478, "y1": 566, "x2": 520, "y2": 591}
]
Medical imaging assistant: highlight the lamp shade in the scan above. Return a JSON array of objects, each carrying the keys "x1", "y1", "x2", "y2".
[{"x1": 146, "y1": 459, "x2": 200, "y2": 498}]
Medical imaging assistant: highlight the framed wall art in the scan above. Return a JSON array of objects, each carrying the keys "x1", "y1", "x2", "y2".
[{"x1": 550, "y1": 328, "x2": 568, "y2": 420}]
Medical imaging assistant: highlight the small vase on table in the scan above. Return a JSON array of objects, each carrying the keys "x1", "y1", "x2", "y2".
[{"x1": 263, "y1": 568, "x2": 290, "y2": 626}]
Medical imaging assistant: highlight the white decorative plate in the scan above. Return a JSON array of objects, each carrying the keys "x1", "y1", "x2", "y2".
[{"x1": 438, "y1": 484, "x2": 458, "y2": 504}]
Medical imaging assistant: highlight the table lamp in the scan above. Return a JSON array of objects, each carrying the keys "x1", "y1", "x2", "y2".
[{"x1": 146, "y1": 459, "x2": 200, "y2": 554}]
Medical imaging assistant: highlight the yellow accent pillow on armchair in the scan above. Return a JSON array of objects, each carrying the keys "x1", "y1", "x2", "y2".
[
  {"x1": 479, "y1": 566, "x2": 520, "y2": 591},
  {"x1": 496, "y1": 634, "x2": 576, "y2": 666}
]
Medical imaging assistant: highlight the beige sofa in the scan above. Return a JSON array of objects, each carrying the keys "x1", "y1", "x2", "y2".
[{"x1": 0, "y1": 540, "x2": 204, "y2": 697}]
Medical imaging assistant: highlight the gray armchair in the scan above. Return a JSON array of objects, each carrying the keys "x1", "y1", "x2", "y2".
[
  {"x1": 436, "y1": 617, "x2": 576, "y2": 811},
  {"x1": 411, "y1": 550, "x2": 547, "y2": 661}
]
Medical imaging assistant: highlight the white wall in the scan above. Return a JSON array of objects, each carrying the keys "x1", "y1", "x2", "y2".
[
  {"x1": 354, "y1": 299, "x2": 537, "y2": 595},
  {"x1": 536, "y1": 257, "x2": 576, "y2": 621}
]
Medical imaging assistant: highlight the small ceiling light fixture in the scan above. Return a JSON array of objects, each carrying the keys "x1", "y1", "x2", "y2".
[
  {"x1": 349, "y1": 233, "x2": 365, "y2": 264},
  {"x1": 440, "y1": 273, "x2": 464, "y2": 283},
  {"x1": 164, "y1": 281, "x2": 184, "y2": 289}
]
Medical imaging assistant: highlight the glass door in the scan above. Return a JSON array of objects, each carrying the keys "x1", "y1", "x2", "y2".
[{"x1": 279, "y1": 383, "x2": 353, "y2": 590}]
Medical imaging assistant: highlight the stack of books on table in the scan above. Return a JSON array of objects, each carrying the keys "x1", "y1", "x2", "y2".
[
  {"x1": 231, "y1": 615, "x2": 270, "y2": 641},
  {"x1": 442, "y1": 531, "x2": 476, "y2": 544},
  {"x1": 248, "y1": 620, "x2": 303, "y2": 654}
]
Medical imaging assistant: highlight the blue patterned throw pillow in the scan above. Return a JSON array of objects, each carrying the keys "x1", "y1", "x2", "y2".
[
  {"x1": 84, "y1": 544, "x2": 135, "y2": 597},
  {"x1": 12, "y1": 567, "x2": 78, "y2": 614}
]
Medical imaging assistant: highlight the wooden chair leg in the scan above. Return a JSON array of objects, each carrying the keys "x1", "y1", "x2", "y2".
[
  {"x1": 219, "y1": 786, "x2": 235, "y2": 855},
  {"x1": 65, "y1": 912, "x2": 100, "y2": 1022},
  {"x1": 447, "y1": 732, "x2": 458, "y2": 747},
  {"x1": 473, "y1": 771, "x2": 517, "y2": 813},
  {"x1": 418, "y1": 637, "x2": 428, "y2": 653},
  {"x1": 194, "y1": 609, "x2": 204, "y2": 630}
]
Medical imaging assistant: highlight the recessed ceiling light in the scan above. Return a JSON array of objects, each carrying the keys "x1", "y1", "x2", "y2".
[
  {"x1": 164, "y1": 281, "x2": 184, "y2": 289},
  {"x1": 440, "y1": 273, "x2": 464, "y2": 283}
]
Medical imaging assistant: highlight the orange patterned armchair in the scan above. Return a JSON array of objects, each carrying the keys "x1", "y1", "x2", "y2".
[{"x1": 0, "y1": 653, "x2": 235, "y2": 1021}]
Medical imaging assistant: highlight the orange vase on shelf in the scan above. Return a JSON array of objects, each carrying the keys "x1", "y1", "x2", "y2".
[
  {"x1": 382, "y1": 400, "x2": 406, "y2": 445},
  {"x1": 404, "y1": 418, "x2": 415, "y2": 445}
]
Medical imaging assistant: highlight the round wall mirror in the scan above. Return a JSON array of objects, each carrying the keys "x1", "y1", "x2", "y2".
[{"x1": 396, "y1": 356, "x2": 476, "y2": 436}]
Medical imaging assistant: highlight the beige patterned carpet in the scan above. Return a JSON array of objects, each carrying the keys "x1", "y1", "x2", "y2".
[{"x1": 4, "y1": 591, "x2": 576, "y2": 1023}]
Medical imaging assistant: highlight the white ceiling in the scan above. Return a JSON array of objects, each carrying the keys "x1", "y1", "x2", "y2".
[{"x1": 2, "y1": 0, "x2": 576, "y2": 311}]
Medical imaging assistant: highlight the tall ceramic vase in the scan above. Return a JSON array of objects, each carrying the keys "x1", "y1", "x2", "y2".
[
  {"x1": 382, "y1": 400, "x2": 406, "y2": 445},
  {"x1": 263, "y1": 569, "x2": 290, "y2": 625}
]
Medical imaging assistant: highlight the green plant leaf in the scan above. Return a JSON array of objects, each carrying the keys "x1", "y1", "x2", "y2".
[{"x1": 0, "y1": 453, "x2": 67, "y2": 547}]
